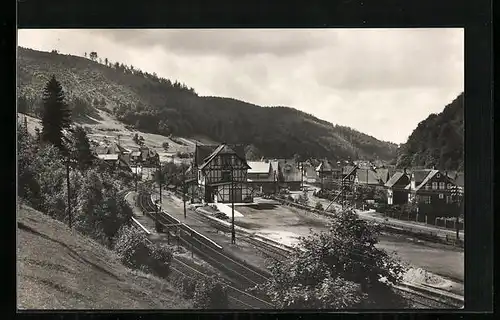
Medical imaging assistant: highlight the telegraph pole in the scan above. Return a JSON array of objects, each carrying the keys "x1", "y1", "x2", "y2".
[
  {"x1": 158, "y1": 162, "x2": 162, "y2": 204},
  {"x1": 231, "y1": 164, "x2": 236, "y2": 244},
  {"x1": 66, "y1": 156, "x2": 72, "y2": 229},
  {"x1": 135, "y1": 164, "x2": 138, "y2": 192},
  {"x1": 182, "y1": 169, "x2": 187, "y2": 219}
]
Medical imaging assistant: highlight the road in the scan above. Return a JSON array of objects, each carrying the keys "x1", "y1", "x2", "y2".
[{"x1": 302, "y1": 184, "x2": 464, "y2": 239}]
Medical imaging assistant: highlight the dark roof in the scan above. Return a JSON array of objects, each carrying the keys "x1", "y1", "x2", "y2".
[
  {"x1": 198, "y1": 143, "x2": 250, "y2": 170},
  {"x1": 384, "y1": 172, "x2": 409, "y2": 188},
  {"x1": 355, "y1": 169, "x2": 382, "y2": 185},
  {"x1": 375, "y1": 168, "x2": 390, "y2": 183},
  {"x1": 343, "y1": 165, "x2": 356, "y2": 175},
  {"x1": 412, "y1": 169, "x2": 433, "y2": 185},
  {"x1": 195, "y1": 145, "x2": 218, "y2": 166},
  {"x1": 414, "y1": 169, "x2": 439, "y2": 191}
]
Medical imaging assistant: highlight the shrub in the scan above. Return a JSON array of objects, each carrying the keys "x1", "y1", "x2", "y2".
[
  {"x1": 315, "y1": 202, "x2": 324, "y2": 211},
  {"x1": 193, "y1": 276, "x2": 229, "y2": 309},
  {"x1": 114, "y1": 225, "x2": 154, "y2": 270},
  {"x1": 149, "y1": 244, "x2": 173, "y2": 279}
]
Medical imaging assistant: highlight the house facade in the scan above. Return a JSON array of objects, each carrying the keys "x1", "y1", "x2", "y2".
[
  {"x1": 247, "y1": 161, "x2": 277, "y2": 194},
  {"x1": 384, "y1": 170, "x2": 410, "y2": 205},
  {"x1": 408, "y1": 169, "x2": 460, "y2": 218},
  {"x1": 277, "y1": 159, "x2": 302, "y2": 191},
  {"x1": 355, "y1": 168, "x2": 383, "y2": 186},
  {"x1": 196, "y1": 144, "x2": 253, "y2": 203}
]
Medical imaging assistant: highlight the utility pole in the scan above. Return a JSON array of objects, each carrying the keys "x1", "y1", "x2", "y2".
[
  {"x1": 231, "y1": 163, "x2": 236, "y2": 244},
  {"x1": 452, "y1": 185, "x2": 461, "y2": 240},
  {"x1": 135, "y1": 163, "x2": 138, "y2": 192},
  {"x1": 158, "y1": 162, "x2": 162, "y2": 204},
  {"x1": 182, "y1": 169, "x2": 187, "y2": 219},
  {"x1": 66, "y1": 157, "x2": 72, "y2": 229},
  {"x1": 274, "y1": 170, "x2": 278, "y2": 195}
]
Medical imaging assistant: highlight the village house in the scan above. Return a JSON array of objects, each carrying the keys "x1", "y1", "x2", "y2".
[
  {"x1": 247, "y1": 161, "x2": 277, "y2": 194},
  {"x1": 406, "y1": 169, "x2": 461, "y2": 219},
  {"x1": 355, "y1": 168, "x2": 383, "y2": 186},
  {"x1": 384, "y1": 170, "x2": 411, "y2": 205},
  {"x1": 375, "y1": 167, "x2": 397, "y2": 185},
  {"x1": 96, "y1": 153, "x2": 132, "y2": 172},
  {"x1": 277, "y1": 159, "x2": 302, "y2": 191},
  {"x1": 194, "y1": 143, "x2": 253, "y2": 204}
]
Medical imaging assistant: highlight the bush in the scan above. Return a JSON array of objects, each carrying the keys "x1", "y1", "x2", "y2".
[
  {"x1": 315, "y1": 202, "x2": 324, "y2": 211},
  {"x1": 114, "y1": 225, "x2": 154, "y2": 270},
  {"x1": 193, "y1": 276, "x2": 229, "y2": 309},
  {"x1": 149, "y1": 244, "x2": 173, "y2": 279}
]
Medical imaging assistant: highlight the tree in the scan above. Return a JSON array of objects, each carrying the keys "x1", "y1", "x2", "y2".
[
  {"x1": 18, "y1": 95, "x2": 29, "y2": 114},
  {"x1": 89, "y1": 52, "x2": 98, "y2": 61},
  {"x1": 41, "y1": 75, "x2": 72, "y2": 152},
  {"x1": 114, "y1": 62, "x2": 120, "y2": 69},
  {"x1": 99, "y1": 58, "x2": 102, "y2": 64},
  {"x1": 257, "y1": 209, "x2": 408, "y2": 309},
  {"x1": 133, "y1": 133, "x2": 139, "y2": 144},
  {"x1": 162, "y1": 141, "x2": 169, "y2": 152},
  {"x1": 104, "y1": 57, "x2": 108, "y2": 66},
  {"x1": 84, "y1": 52, "x2": 87, "y2": 58},
  {"x1": 70, "y1": 126, "x2": 94, "y2": 170}
]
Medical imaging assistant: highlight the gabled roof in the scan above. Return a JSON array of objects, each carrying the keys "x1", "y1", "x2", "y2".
[
  {"x1": 414, "y1": 169, "x2": 440, "y2": 191},
  {"x1": 199, "y1": 143, "x2": 250, "y2": 170},
  {"x1": 343, "y1": 165, "x2": 356, "y2": 175},
  {"x1": 355, "y1": 169, "x2": 382, "y2": 185},
  {"x1": 316, "y1": 160, "x2": 334, "y2": 172},
  {"x1": 412, "y1": 169, "x2": 433, "y2": 186},
  {"x1": 385, "y1": 172, "x2": 409, "y2": 188},
  {"x1": 247, "y1": 161, "x2": 271, "y2": 174},
  {"x1": 375, "y1": 168, "x2": 390, "y2": 184}
]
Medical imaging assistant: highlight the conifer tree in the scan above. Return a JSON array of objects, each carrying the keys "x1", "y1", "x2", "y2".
[
  {"x1": 71, "y1": 126, "x2": 94, "y2": 170},
  {"x1": 41, "y1": 75, "x2": 71, "y2": 152}
]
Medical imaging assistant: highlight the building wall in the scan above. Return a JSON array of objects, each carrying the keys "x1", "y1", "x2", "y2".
[
  {"x1": 414, "y1": 172, "x2": 459, "y2": 217},
  {"x1": 215, "y1": 183, "x2": 253, "y2": 203}
]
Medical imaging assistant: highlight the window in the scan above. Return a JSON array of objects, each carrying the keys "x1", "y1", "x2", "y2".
[
  {"x1": 425, "y1": 184, "x2": 430, "y2": 190},
  {"x1": 446, "y1": 195, "x2": 452, "y2": 204},
  {"x1": 221, "y1": 171, "x2": 231, "y2": 182},
  {"x1": 432, "y1": 182, "x2": 438, "y2": 190},
  {"x1": 424, "y1": 196, "x2": 431, "y2": 204},
  {"x1": 350, "y1": 175, "x2": 354, "y2": 181},
  {"x1": 436, "y1": 173, "x2": 441, "y2": 178},
  {"x1": 447, "y1": 183, "x2": 453, "y2": 189},
  {"x1": 439, "y1": 193, "x2": 444, "y2": 199},
  {"x1": 439, "y1": 182, "x2": 445, "y2": 190}
]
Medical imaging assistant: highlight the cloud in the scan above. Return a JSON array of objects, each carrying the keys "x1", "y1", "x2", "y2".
[
  {"x1": 93, "y1": 29, "x2": 338, "y2": 58},
  {"x1": 17, "y1": 28, "x2": 464, "y2": 143}
]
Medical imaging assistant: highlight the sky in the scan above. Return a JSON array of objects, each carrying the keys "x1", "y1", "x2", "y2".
[{"x1": 17, "y1": 29, "x2": 464, "y2": 144}]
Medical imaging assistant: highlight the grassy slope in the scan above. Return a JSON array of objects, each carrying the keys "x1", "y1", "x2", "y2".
[
  {"x1": 17, "y1": 204, "x2": 192, "y2": 309},
  {"x1": 17, "y1": 111, "x2": 195, "y2": 160}
]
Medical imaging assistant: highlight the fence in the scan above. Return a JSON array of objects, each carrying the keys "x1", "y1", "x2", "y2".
[{"x1": 271, "y1": 195, "x2": 464, "y2": 248}]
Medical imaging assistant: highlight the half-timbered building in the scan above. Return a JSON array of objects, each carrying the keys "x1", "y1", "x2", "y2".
[{"x1": 195, "y1": 143, "x2": 253, "y2": 203}]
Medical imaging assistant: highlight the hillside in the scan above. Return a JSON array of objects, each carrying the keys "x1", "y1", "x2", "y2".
[
  {"x1": 18, "y1": 47, "x2": 397, "y2": 161},
  {"x1": 17, "y1": 204, "x2": 191, "y2": 309},
  {"x1": 396, "y1": 93, "x2": 464, "y2": 171}
]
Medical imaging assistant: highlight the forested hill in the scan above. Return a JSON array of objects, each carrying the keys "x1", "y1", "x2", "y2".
[
  {"x1": 17, "y1": 47, "x2": 397, "y2": 161},
  {"x1": 396, "y1": 93, "x2": 464, "y2": 171}
]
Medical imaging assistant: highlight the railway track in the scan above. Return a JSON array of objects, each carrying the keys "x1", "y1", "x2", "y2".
[
  {"x1": 135, "y1": 190, "x2": 463, "y2": 309},
  {"x1": 135, "y1": 192, "x2": 275, "y2": 309}
]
